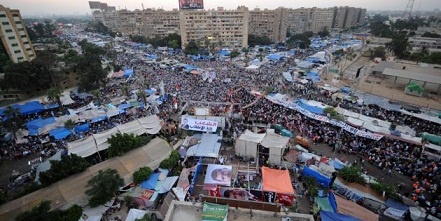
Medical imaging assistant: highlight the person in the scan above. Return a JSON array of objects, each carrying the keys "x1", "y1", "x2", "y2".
[
  {"x1": 211, "y1": 168, "x2": 231, "y2": 184},
  {"x1": 181, "y1": 118, "x2": 190, "y2": 129},
  {"x1": 223, "y1": 189, "x2": 247, "y2": 200}
]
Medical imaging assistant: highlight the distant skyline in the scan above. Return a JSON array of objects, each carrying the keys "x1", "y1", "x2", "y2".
[{"x1": 2, "y1": 0, "x2": 440, "y2": 16}]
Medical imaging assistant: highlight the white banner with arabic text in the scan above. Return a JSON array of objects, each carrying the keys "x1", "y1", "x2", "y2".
[{"x1": 181, "y1": 116, "x2": 218, "y2": 132}]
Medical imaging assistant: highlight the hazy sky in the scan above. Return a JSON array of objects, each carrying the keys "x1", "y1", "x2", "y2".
[{"x1": 2, "y1": 0, "x2": 440, "y2": 16}]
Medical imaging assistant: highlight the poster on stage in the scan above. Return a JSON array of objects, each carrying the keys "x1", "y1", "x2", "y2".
[
  {"x1": 204, "y1": 164, "x2": 232, "y2": 186},
  {"x1": 181, "y1": 116, "x2": 218, "y2": 132},
  {"x1": 264, "y1": 191, "x2": 276, "y2": 203},
  {"x1": 219, "y1": 187, "x2": 262, "y2": 201},
  {"x1": 276, "y1": 193, "x2": 294, "y2": 206},
  {"x1": 179, "y1": 0, "x2": 204, "y2": 9}
]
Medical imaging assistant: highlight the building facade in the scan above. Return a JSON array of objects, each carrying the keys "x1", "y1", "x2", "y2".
[
  {"x1": 408, "y1": 37, "x2": 441, "y2": 54},
  {"x1": 179, "y1": 7, "x2": 249, "y2": 48},
  {"x1": 89, "y1": 1, "x2": 366, "y2": 47},
  {"x1": 0, "y1": 5, "x2": 36, "y2": 70}
]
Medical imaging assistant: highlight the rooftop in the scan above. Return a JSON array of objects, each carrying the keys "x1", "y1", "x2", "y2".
[{"x1": 164, "y1": 201, "x2": 314, "y2": 221}]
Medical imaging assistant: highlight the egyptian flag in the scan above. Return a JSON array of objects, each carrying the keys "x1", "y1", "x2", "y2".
[
  {"x1": 276, "y1": 193, "x2": 294, "y2": 206},
  {"x1": 176, "y1": 83, "x2": 180, "y2": 91}
]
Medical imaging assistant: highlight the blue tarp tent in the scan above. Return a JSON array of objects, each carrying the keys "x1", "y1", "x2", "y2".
[
  {"x1": 302, "y1": 166, "x2": 331, "y2": 187},
  {"x1": 341, "y1": 87, "x2": 351, "y2": 94},
  {"x1": 190, "y1": 55, "x2": 201, "y2": 61},
  {"x1": 386, "y1": 198, "x2": 409, "y2": 211},
  {"x1": 296, "y1": 99, "x2": 325, "y2": 115},
  {"x1": 118, "y1": 103, "x2": 132, "y2": 111},
  {"x1": 91, "y1": 115, "x2": 107, "y2": 123},
  {"x1": 124, "y1": 69, "x2": 134, "y2": 78},
  {"x1": 145, "y1": 89, "x2": 155, "y2": 95},
  {"x1": 13, "y1": 101, "x2": 46, "y2": 115},
  {"x1": 306, "y1": 72, "x2": 320, "y2": 83},
  {"x1": 49, "y1": 127, "x2": 72, "y2": 140},
  {"x1": 330, "y1": 160, "x2": 345, "y2": 170},
  {"x1": 146, "y1": 54, "x2": 158, "y2": 60},
  {"x1": 328, "y1": 192, "x2": 338, "y2": 213},
  {"x1": 184, "y1": 64, "x2": 198, "y2": 70},
  {"x1": 140, "y1": 173, "x2": 160, "y2": 190},
  {"x1": 267, "y1": 54, "x2": 284, "y2": 61},
  {"x1": 320, "y1": 211, "x2": 362, "y2": 221},
  {"x1": 45, "y1": 103, "x2": 59, "y2": 109},
  {"x1": 27, "y1": 117, "x2": 56, "y2": 135},
  {"x1": 74, "y1": 123, "x2": 90, "y2": 134},
  {"x1": 218, "y1": 50, "x2": 230, "y2": 56}
]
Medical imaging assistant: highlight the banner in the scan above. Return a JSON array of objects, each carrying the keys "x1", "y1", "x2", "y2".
[
  {"x1": 179, "y1": 0, "x2": 204, "y2": 10},
  {"x1": 265, "y1": 95, "x2": 383, "y2": 141},
  {"x1": 181, "y1": 116, "x2": 218, "y2": 132},
  {"x1": 202, "y1": 202, "x2": 228, "y2": 221}
]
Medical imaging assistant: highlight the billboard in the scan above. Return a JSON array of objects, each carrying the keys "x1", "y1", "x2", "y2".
[
  {"x1": 179, "y1": 0, "x2": 204, "y2": 10},
  {"x1": 204, "y1": 164, "x2": 232, "y2": 186}
]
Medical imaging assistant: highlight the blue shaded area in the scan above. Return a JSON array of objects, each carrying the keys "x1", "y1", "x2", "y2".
[
  {"x1": 27, "y1": 117, "x2": 56, "y2": 136},
  {"x1": 45, "y1": 103, "x2": 59, "y2": 109},
  {"x1": 91, "y1": 115, "x2": 107, "y2": 123},
  {"x1": 13, "y1": 101, "x2": 46, "y2": 115},
  {"x1": 190, "y1": 55, "x2": 201, "y2": 61},
  {"x1": 341, "y1": 86, "x2": 351, "y2": 94},
  {"x1": 146, "y1": 54, "x2": 158, "y2": 60},
  {"x1": 321, "y1": 211, "x2": 362, "y2": 221},
  {"x1": 141, "y1": 173, "x2": 160, "y2": 190},
  {"x1": 386, "y1": 198, "x2": 409, "y2": 211},
  {"x1": 328, "y1": 192, "x2": 338, "y2": 213},
  {"x1": 287, "y1": 50, "x2": 296, "y2": 55},
  {"x1": 267, "y1": 54, "x2": 284, "y2": 61},
  {"x1": 189, "y1": 158, "x2": 203, "y2": 194},
  {"x1": 145, "y1": 89, "x2": 155, "y2": 95},
  {"x1": 306, "y1": 72, "x2": 320, "y2": 83},
  {"x1": 49, "y1": 127, "x2": 72, "y2": 140},
  {"x1": 184, "y1": 64, "x2": 198, "y2": 70},
  {"x1": 296, "y1": 99, "x2": 325, "y2": 115},
  {"x1": 74, "y1": 123, "x2": 90, "y2": 134},
  {"x1": 331, "y1": 160, "x2": 345, "y2": 170},
  {"x1": 118, "y1": 103, "x2": 132, "y2": 111},
  {"x1": 124, "y1": 68, "x2": 134, "y2": 77},
  {"x1": 302, "y1": 166, "x2": 331, "y2": 187},
  {"x1": 218, "y1": 50, "x2": 230, "y2": 56}
]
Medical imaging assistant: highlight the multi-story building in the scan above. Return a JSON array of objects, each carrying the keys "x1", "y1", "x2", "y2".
[
  {"x1": 285, "y1": 8, "x2": 311, "y2": 34},
  {"x1": 332, "y1": 6, "x2": 367, "y2": 30},
  {"x1": 309, "y1": 7, "x2": 334, "y2": 33},
  {"x1": 0, "y1": 5, "x2": 36, "y2": 70},
  {"x1": 179, "y1": 6, "x2": 249, "y2": 48},
  {"x1": 248, "y1": 7, "x2": 287, "y2": 43},
  {"x1": 137, "y1": 9, "x2": 180, "y2": 38}
]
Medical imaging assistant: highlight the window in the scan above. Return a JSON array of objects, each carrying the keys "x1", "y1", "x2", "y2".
[
  {"x1": 8, "y1": 36, "x2": 15, "y2": 40},
  {"x1": 5, "y1": 29, "x2": 12, "y2": 33},
  {"x1": 0, "y1": 14, "x2": 6, "y2": 18},
  {"x1": 14, "y1": 50, "x2": 21, "y2": 54},
  {"x1": 11, "y1": 43, "x2": 18, "y2": 47},
  {"x1": 20, "y1": 35, "x2": 26, "y2": 38},
  {"x1": 17, "y1": 57, "x2": 24, "y2": 60},
  {"x1": 1, "y1": 21, "x2": 9, "y2": 25},
  {"x1": 15, "y1": 21, "x2": 21, "y2": 24}
]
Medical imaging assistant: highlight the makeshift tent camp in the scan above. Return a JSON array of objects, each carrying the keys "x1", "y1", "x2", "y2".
[
  {"x1": 27, "y1": 117, "x2": 56, "y2": 136},
  {"x1": 126, "y1": 209, "x2": 147, "y2": 221},
  {"x1": 260, "y1": 133, "x2": 290, "y2": 165},
  {"x1": 49, "y1": 128, "x2": 72, "y2": 140},
  {"x1": 235, "y1": 130, "x2": 266, "y2": 159},
  {"x1": 13, "y1": 101, "x2": 46, "y2": 115},
  {"x1": 0, "y1": 138, "x2": 171, "y2": 220},
  {"x1": 141, "y1": 173, "x2": 160, "y2": 190},
  {"x1": 261, "y1": 167, "x2": 294, "y2": 194}
]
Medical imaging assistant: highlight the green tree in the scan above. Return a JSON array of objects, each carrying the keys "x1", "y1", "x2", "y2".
[
  {"x1": 317, "y1": 27, "x2": 330, "y2": 38},
  {"x1": 248, "y1": 34, "x2": 272, "y2": 47},
  {"x1": 16, "y1": 201, "x2": 82, "y2": 221},
  {"x1": 133, "y1": 167, "x2": 153, "y2": 184},
  {"x1": 39, "y1": 154, "x2": 89, "y2": 187},
  {"x1": 184, "y1": 40, "x2": 199, "y2": 55},
  {"x1": 85, "y1": 168, "x2": 124, "y2": 207},
  {"x1": 229, "y1": 51, "x2": 240, "y2": 58},
  {"x1": 137, "y1": 90, "x2": 148, "y2": 107},
  {"x1": 339, "y1": 165, "x2": 364, "y2": 184},
  {"x1": 386, "y1": 33, "x2": 410, "y2": 58},
  {"x1": 107, "y1": 133, "x2": 141, "y2": 158},
  {"x1": 64, "y1": 119, "x2": 76, "y2": 135},
  {"x1": 159, "y1": 150, "x2": 180, "y2": 169},
  {"x1": 135, "y1": 214, "x2": 154, "y2": 221},
  {"x1": 47, "y1": 87, "x2": 63, "y2": 111},
  {"x1": 370, "y1": 46, "x2": 386, "y2": 60}
]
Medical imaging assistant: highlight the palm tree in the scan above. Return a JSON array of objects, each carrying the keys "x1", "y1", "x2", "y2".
[
  {"x1": 64, "y1": 119, "x2": 76, "y2": 136},
  {"x1": 47, "y1": 87, "x2": 63, "y2": 111},
  {"x1": 3, "y1": 106, "x2": 21, "y2": 142},
  {"x1": 85, "y1": 168, "x2": 124, "y2": 207},
  {"x1": 121, "y1": 85, "x2": 129, "y2": 97},
  {"x1": 136, "y1": 90, "x2": 148, "y2": 109}
]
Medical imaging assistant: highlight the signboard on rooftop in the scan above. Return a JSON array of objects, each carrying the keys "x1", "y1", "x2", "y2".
[{"x1": 179, "y1": 0, "x2": 204, "y2": 9}]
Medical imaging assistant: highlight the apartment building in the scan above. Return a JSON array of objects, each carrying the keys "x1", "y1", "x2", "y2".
[
  {"x1": 179, "y1": 7, "x2": 249, "y2": 48},
  {"x1": 0, "y1": 5, "x2": 36, "y2": 70},
  {"x1": 309, "y1": 7, "x2": 334, "y2": 33},
  {"x1": 248, "y1": 7, "x2": 287, "y2": 43},
  {"x1": 137, "y1": 9, "x2": 180, "y2": 38},
  {"x1": 285, "y1": 8, "x2": 311, "y2": 34},
  {"x1": 332, "y1": 6, "x2": 367, "y2": 30}
]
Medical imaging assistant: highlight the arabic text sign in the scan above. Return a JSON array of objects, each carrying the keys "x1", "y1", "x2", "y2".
[{"x1": 181, "y1": 116, "x2": 218, "y2": 132}]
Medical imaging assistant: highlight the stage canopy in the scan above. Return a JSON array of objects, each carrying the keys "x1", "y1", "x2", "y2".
[
  {"x1": 261, "y1": 167, "x2": 294, "y2": 194},
  {"x1": 260, "y1": 133, "x2": 290, "y2": 165}
]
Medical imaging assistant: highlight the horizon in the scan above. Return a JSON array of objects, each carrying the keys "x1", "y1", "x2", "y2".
[{"x1": 1, "y1": 0, "x2": 440, "y2": 17}]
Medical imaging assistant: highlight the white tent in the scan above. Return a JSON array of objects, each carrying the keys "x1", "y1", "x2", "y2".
[
  {"x1": 117, "y1": 119, "x2": 146, "y2": 136},
  {"x1": 260, "y1": 133, "x2": 290, "y2": 165},
  {"x1": 93, "y1": 127, "x2": 119, "y2": 151},
  {"x1": 235, "y1": 130, "x2": 266, "y2": 159},
  {"x1": 246, "y1": 64, "x2": 260, "y2": 71},
  {"x1": 68, "y1": 136, "x2": 97, "y2": 157}
]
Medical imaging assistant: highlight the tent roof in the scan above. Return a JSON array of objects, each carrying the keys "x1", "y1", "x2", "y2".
[
  {"x1": 0, "y1": 138, "x2": 171, "y2": 220},
  {"x1": 238, "y1": 130, "x2": 266, "y2": 143},
  {"x1": 335, "y1": 195, "x2": 379, "y2": 221},
  {"x1": 186, "y1": 134, "x2": 222, "y2": 158},
  {"x1": 261, "y1": 133, "x2": 290, "y2": 149},
  {"x1": 126, "y1": 209, "x2": 147, "y2": 221},
  {"x1": 320, "y1": 211, "x2": 362, "y2": 221},
  {"x1": 261, "y1": 167, "x2": 294, "y2": 194},
  {"x1": 383, "y1": 68, "x2": 441, "y2": 85}
]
